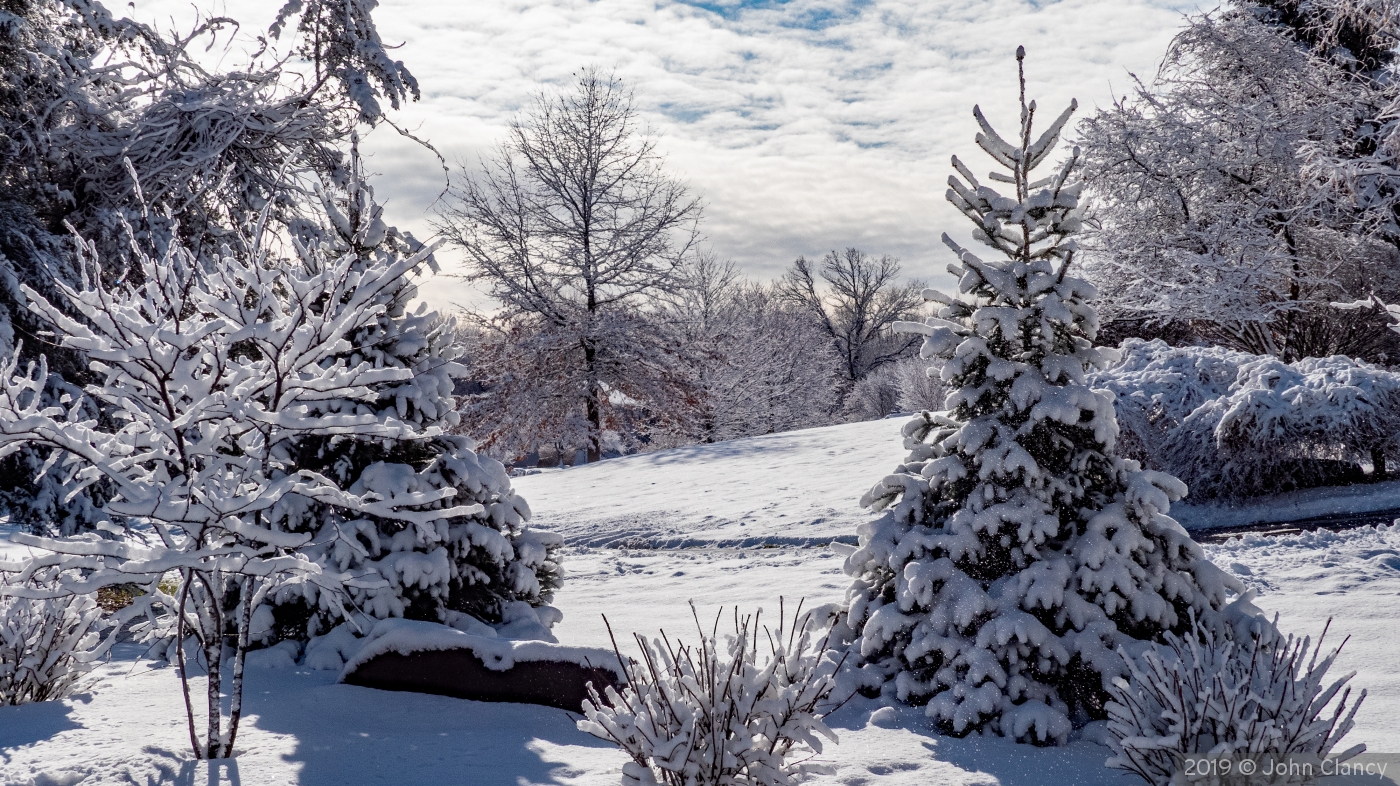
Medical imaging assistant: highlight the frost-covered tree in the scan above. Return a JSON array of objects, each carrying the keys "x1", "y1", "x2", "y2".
[
  {"x1": 0, "y1": 201, "x2": 558, "y2": 755},
  {"x1": 1078, "y1": 1, "x2": 1400, "y2": 362},
  {"x1": 840, "y1": 50, "x2": 1241, "y2": 743},
  {"x1": 0, "y1": 0, "x2": 427, "y2": 534},
  {"x1": 778, "y1": 248, "x2": 926, "y2": 390},
  {"x1": 667, "y1": 256, "x2": 842, "y2": 443},
  {"x1": 435, "y1": 68, "x2": 702, "y2": 463},
  {"x1": 843, "y1": 356, "x2": 948, "y2": 422}
]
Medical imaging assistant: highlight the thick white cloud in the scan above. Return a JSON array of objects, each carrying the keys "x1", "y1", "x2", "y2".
[{"x1": 127, "y1": 0, "x2": 1202, "y2": 310}]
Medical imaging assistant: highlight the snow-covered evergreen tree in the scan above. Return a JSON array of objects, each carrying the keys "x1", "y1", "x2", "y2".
[
  {"x1": 266, "y1": 152, "x2": 562, "y2": 637},
  {"x1": 840, "y1": 49, "x2": 1242, "y2": 743}
]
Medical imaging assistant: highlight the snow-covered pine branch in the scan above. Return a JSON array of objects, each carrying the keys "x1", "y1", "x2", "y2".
[{"x1": 840, "y1": 48, "x2": 1243, "y2": 744}]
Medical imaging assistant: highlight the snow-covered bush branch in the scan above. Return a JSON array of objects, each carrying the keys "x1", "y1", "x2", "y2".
[
  {"x1": 0, "y1": 563, "x2": 106, "y2": 706},
  {"x1": 579, "y1": 601, "x2": 842, "y2": 786},
  {"x1": 1107, "y1": 612, "x2": 1366, "y2": 786}
]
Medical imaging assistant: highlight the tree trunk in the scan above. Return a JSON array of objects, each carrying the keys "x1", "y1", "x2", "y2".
[
  {"x1": 175, "y1": 571, "x2": 201, "y2": 757},
  {"x1": 223, "y1": 576, "x2": 255, "y2": 758},
  {"x1": 205, "y1": 577, "x2": 224, "y2": 760},
  {"x1": 583, "y1": 338, "x2": 602, "y2": 463},
  {"x1": 1372, "y1": 446, "x2": 1387, "y2": 480}
]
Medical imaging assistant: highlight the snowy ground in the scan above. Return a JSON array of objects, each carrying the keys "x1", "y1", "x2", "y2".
[{"x1": 5, "y1": 419, "x2": 1400, "y2": 785}]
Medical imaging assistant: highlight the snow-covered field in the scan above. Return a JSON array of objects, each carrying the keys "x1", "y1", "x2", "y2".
[{"x1": 5, "y1": 419, "x2": 1400, "y2": 786}]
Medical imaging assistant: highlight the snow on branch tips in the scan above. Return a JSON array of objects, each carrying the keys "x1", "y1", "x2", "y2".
[
  {"x1": 0, "y1": 210, "x2": 472, "y2": 758},
  {"x1": 1107, "y1": 610, "x2": 1366, "y2": 786},
  {"x1": 840, "y1": 47, "x2": 1245, "y2": 744},
  {"x1": 579, "y1": 600, "x2": 844, "y2": 786}
]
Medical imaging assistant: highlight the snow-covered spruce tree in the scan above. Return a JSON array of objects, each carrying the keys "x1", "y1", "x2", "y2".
[
  {"x1": 840, "y1": 49, "x2": 1242, "y2": 744},
  {"x1": 266, "y1": 154, "x2": 562, "y2": 638}
]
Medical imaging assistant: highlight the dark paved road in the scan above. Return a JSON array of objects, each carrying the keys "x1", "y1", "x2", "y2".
[{"x1": 1192, "y1": 506, "x2": 1400, "y2": 543}]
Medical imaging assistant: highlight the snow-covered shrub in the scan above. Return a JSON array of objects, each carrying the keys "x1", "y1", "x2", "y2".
[
  {"x1": 578, "y1": 602, "x2": 841, "y2": 786},
  {"x1": 0, "y1": 564, "x2": 106, "y2": 705},
  {"x1": 842, "y1": 50, "x2": 1242, "y2": 744},
  {"x1": 1106, "y1": 614, "x2": 1366, "y2": 786},
  {"x1": 1088, "y1": 339, "x2": 1251, "y2": 468},
  {"x1": 1161, "y1": 354, "x2": 1400, "y2": 499}
]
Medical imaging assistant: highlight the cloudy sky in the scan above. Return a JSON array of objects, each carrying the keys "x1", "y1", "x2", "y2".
[{"x1": 128, "y1": 0, "x2": 1204, "y2": 311}]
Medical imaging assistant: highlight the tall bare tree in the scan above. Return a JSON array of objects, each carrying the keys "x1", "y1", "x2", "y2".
[
  {"x1": 778, "y1": 248, "x2": 925, "y2": 388},
  {"x1": 435, "y1": 68, "x2": 702, "y2": 462}
]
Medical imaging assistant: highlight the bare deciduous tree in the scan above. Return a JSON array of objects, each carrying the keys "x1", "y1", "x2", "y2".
[
  {"x1": 435, "y1": 68, "x2": 701, "y2": 462},
  {"x1": 778, "y1": 248, "x2": 925, "y2": 387}
]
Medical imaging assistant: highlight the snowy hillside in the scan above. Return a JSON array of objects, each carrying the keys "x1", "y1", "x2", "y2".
[
  {"x1": 5, "y1": 419, "x2": 1400, "y2": 785},
  {"x1": 512, "y1": 417, "x2": 906, "y2": 547}
]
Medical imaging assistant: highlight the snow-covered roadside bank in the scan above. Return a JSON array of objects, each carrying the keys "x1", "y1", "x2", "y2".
[{"x1": 517, "y1": 418, "x2": 1400, "y2": 543}]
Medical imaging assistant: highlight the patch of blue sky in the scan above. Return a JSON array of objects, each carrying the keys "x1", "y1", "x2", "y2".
[
  {"x1": 668, "y1": 0, "x2": 871, "y2": 30},
  {"x1": 655, "y1": 102, "x2": 711, "y2": 123}
]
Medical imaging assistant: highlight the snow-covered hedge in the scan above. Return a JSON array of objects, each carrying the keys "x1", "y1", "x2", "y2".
[
  {"x1": 1087, "y1": 339, "x2": 1251, "y2": 469},
  {"x1": 578, "y1": 603, "x2": 841, "y2": 786},
  {"x1": 0, "y1": 565, "x2": 105, "y2": 705},
  {"x1": 1106, "y1": 610, "x2": 1366, "y2": 786},
  {"x1": 1091, "y1": 339, "x2": 1400, "y2": 499}
]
